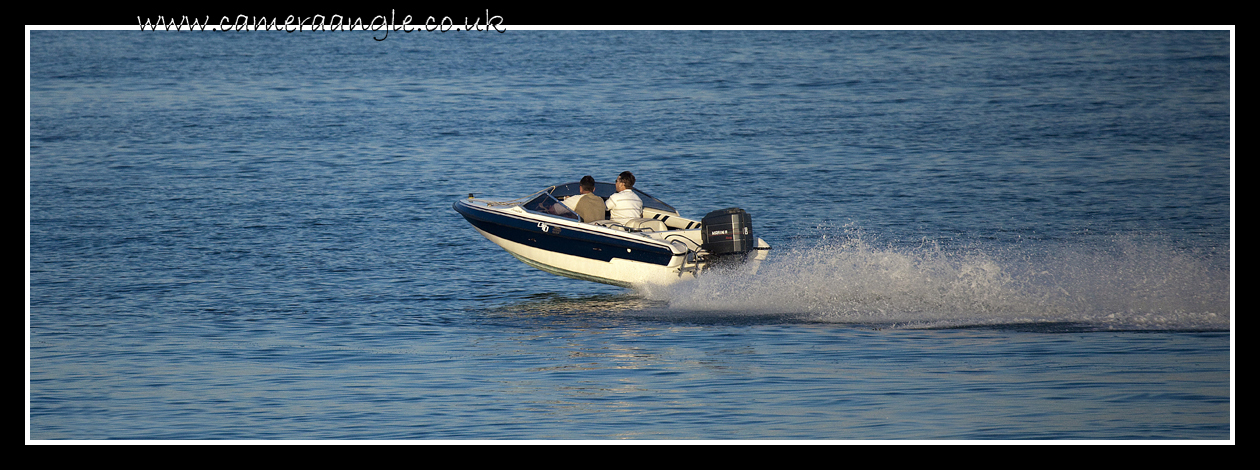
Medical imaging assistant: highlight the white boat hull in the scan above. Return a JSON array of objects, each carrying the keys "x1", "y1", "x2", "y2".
[{"x1": 453, "y1": 184, "x2": 769, "y2": 288}]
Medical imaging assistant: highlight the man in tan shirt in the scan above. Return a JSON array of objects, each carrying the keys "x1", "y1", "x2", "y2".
[{"x1": 563, "y1": 175, "x2": 608, "y2": 223}]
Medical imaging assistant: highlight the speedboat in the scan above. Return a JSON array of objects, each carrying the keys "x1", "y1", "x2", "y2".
[{"x1": 453, "y1": 181, "x2": 771, "y2": 288}]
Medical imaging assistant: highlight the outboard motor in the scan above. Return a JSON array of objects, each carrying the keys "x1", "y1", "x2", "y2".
[{"x1": 700, "y1": 208, "x2": 754, "y2": 259}]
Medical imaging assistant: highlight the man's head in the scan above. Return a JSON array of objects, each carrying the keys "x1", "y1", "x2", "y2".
[
  {"x1": 616, "y1": 171, "x2": 635, "y2": 191},
  {"x1": 580, "y1": 175, "x2": 595, "y2": 193}
]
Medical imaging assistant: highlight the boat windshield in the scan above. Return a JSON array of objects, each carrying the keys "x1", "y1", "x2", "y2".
[
  {"x1": 522, "y1": 191, "x2": 581, "y2": 221},
  {"x1": 548, "y1": 182, "x2": 677, "y2": 214}
]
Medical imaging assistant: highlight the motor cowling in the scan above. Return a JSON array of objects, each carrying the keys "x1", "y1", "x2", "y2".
[{"x1": 700, "y1": 208, "x2": 754, "y2": 257}]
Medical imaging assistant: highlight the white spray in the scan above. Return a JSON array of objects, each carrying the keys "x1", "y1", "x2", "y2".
[{"x1": 640, "y1": 229, "x2": 1229, "y2": 330}]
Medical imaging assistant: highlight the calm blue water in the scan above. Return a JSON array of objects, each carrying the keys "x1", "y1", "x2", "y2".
[{"x1": 28, "y1": 29, "x2": 1232, "y2": 440}]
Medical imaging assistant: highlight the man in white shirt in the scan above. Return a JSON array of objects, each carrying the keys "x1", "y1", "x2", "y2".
[
  {"x1": 561, "y1": 175, "x2": 607, "y2": 223},
  {"x1": 605, "y1": 171, "x2": 643, "y2": 223}
]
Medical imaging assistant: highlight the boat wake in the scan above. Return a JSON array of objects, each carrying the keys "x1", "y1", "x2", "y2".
[{"x1": 637, "y1": 229, "x2": 1231, "y2": 331}]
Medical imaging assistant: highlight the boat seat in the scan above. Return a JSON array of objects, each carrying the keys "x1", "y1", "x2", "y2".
[
  {"x1": 591, "y1": 220, "x2": 627, "y2": 230},
  {"x1": 623, "y1": 218, "x2": 668, "y2": 232}
]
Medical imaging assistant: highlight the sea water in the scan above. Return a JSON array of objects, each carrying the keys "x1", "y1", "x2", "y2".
[{"x1": 28, "y1": 29, "x2": 1231, "y2": 440}]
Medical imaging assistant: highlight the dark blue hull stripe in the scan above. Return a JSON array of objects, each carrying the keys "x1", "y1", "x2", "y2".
[{"x1": 454, "y1": 201, "x2": 675, "y2": 266}]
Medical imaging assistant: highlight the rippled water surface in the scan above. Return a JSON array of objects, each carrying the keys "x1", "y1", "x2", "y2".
[{"x1": 28, "y1": 30, "x2": 1232, "y2": 440}]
